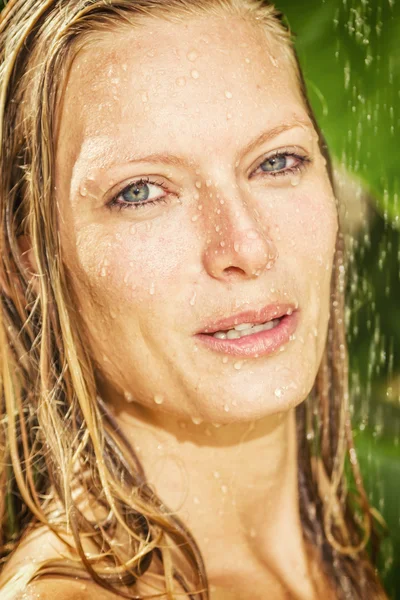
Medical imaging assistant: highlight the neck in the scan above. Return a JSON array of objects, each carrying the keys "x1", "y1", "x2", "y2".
[{"x1": 111, "y1": 400, "x2": 319, "y2": 599}]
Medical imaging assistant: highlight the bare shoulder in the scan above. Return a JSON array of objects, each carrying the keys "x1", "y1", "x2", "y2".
[
  {"x1": 12, "y1": 578, "x2": 122, "y2": 600},
  {"x1": 0, "y1": 527, "x2": 121, "y2": 600}
]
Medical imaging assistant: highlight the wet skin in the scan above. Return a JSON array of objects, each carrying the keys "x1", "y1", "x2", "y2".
[{"x1": 56, "y1": 14, "x2": 338, "y2": 427}]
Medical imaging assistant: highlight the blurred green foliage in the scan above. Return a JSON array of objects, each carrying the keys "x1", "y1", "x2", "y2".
[{"x1": 277, "y1": 0, "x2": 400, "y2": 597}]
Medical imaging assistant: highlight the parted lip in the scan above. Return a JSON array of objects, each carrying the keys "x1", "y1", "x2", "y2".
[{"x1": 197, "y1": 303, "x2": 298, "y2": 335}]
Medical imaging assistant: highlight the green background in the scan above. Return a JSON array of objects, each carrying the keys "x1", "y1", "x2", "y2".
[{"x1": 1, "y1": 0, "x2": 399, "y2": 597}]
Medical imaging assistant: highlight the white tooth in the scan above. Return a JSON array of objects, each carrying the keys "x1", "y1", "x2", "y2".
[
  {"x1": 213, "y1": 331, "x2": 227, "y2": 339},
  {"x1": 227, "y1": 329, "x2": 241, "y2": 339},
  {"x1": 234, "y1": 323, "x2": 253, "y2": 331},
  {"x1": 261, "y1": 321, "x2": 275, "y2": 332},
  {"x1": 249, "y1": 324, "x2": 265, "y2": 334}
]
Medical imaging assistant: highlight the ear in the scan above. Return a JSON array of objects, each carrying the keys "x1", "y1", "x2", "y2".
[{"x1": 0, "y1": 235, "x2": 39, "y2": 298}]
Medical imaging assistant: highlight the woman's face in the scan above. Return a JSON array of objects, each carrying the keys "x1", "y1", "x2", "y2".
[{"x1": 56, "y1": 13, "x2": 338, "y2": 424}]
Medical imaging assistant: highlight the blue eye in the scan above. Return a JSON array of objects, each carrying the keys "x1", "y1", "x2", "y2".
[
  {"x1": 108, "y1": 177, "x2": 169, "y2": 211},
  {"x1": 260, "y1": 154, "x2": 288, "y2": 172}
]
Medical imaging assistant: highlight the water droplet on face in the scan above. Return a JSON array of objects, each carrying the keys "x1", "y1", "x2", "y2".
[
  {"x1": 245, "y1": 57, "x2": 251, "y2": 64},
  {"x1": 205, "y1": 179, "x2": 212, "y2": 187},
  {"x1": 197, "y1": 204, "x2": 203, "y2": 210},
  {"x1": 191, "y1": 214, "x2": 199, "y2": 222},
  {"x1": 191, "y1": 416, "x2": 203, "y2": 425},
  {"x1": 149, "y1": 282, "x2": 155, "y2": 295},
  {"x1": 141, "y1": 91, "x2": 148, "y2": 103},
  {"x1": 234, "y1": 242, "x2": 240, "y2": 253},
  {"x1": 154, "y1": 394, "x2": 164, "y2": 405},
  {"x1": 221, "y1": 485, "x2": 228, "y2": 494},
  {"x1": 124, "y1": 391, "x2": 134, "y2": 402},
  {"x1": 195, "y1": 180, "x2": 202, "y2": 189},
  {"x1": 130, "y1": 224, "x2": 136, "y2": 235},
  {"x1": 80, "y1": 185, "x2": 88, "y2": 197},
  {"x1": 246, "y1": 230, "x2": 258, "y2": 240},
  {"x1": 193, "y1": 495, "x2": 200, "y2": 504},
  {"x1": 274, "y1": 388, "x2": 283, "y2": 398},
  {"x1": 191, "y1": 69, "x2": 200, "y2": 79},
  {"x1": 224, "y1": 90, "x2": 233, "y2": 99},
  {"x1": 222, "y1": 356, "x2": 229, "y2": 364},
  {"x1": 224, "y1": 404, "x2": 230, "y2": 412},
  {"x1": 226, "y1": 113, "x2": 232, "y2": 120},
  {"x1": 234, "y1": 361, "x2": 243, "y2": 370},
  {"x1": 187, "y1": 50, "x2": 198, "y2": 62},
  {"x1": 291, "y1": 176, "x2": 300, "y2": 187},
  {"x1": 100, "y1": 267, "x2": 107, "y2": 277},
  {"x1": 215, "y1": 225, "x2": 220, "y2": 233},
  {"x1": 190, "y1": 291, "x2": 197, "y2": 306},
  {"x1": 269, "y1": 55, "x2": 279, "y2": 67},
  {"x1": 213, "y1": 471, "x2": 220, "y2": 479},
  {"x1": 175, "y1": 76, "x2": 186, "y2": 87},
  {"x1": 109, "y1": 309, "x2": 116, "y2": 319}
]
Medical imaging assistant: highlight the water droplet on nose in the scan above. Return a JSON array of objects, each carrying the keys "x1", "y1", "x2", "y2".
[
  {"x1": 274, "y1": 388, "x2": 283, "y2": 398},
  {"x1": 195, "y1": 181, "x2": 202, "y2": 189},
  {"x1": 176, "y1": 76, "x2": 186, "y2": 87},
  {"x1": 187, "y1": 50, "x2": 198, "y2": 62},
  {"x1": 191, "y1": 69, "x2": 200, "y2": 79},
  {"x1": 154, "y1": 394, "x2": 164, "y2": 405},
  {"x1": 80, "y1": 185, "x2": 88, "y2": 197},
  {"x1": 190, "y1": 291, "x2": 197, "y2": 306},
  {"x1": 191, "y1": 416, "x2": 203, "y2": 425},
  {"x1": 234, "y1": 361, "x2": 243, "y2": 370},
  {"x1": 234, "y1": 242, "x2": 240, "y2": 253},
  {"x1": 224, "y1": 90, "x2": 233, "y2": 99}
]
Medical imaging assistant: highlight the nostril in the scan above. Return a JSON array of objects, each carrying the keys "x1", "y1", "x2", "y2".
[{"x1": 223, "y1": 266, "x2": 246, "y2": 277}]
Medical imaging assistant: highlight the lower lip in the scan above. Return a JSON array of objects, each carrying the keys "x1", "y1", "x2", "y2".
[{"x1": 195, "y1": 312, "x2": 299, "y2": 358}]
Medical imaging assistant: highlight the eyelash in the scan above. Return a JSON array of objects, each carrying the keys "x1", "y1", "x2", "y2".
[{"x1": 107, "y1": 151, "x2": 311, "y2": 212}]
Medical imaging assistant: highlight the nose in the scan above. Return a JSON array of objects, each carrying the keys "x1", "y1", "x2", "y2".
[{"x1": 201, "y1": 186, "x2": 278, "y2": 281}]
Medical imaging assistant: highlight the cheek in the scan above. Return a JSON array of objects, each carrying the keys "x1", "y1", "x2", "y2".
[{"x1": 70, "y1": 220, "x2": 198, "y2": 316}]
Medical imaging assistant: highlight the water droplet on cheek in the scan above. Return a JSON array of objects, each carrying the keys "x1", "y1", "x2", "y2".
[
  {"x1": 124, "y1": 390, "x2": 134, "y2": 402},
  {"x1": 274, "y1": 388, "x2": 283, "y2": 398},
  {"x1": 190, "y1": 291, "x2": 197, "y2": 306},
  {"x1": 187, "y1": 50, "x2": 198, "y2": 62}
]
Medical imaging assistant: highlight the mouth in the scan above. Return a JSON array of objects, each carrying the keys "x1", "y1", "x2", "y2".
[{"x1": 195, "y1": 303, "x2": 299, "y2": 358}]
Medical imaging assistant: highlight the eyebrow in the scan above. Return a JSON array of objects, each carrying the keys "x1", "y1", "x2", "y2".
[{"x1": 106, "y1": 120, "x2": 314, "y2": 169}]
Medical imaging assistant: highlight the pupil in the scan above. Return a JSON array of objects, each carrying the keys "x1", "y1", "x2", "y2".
[
  {"x1": 123, "y1": 183, "x2": 149, "y2": 203},
  {"x1": 261, "y1": 155, "x2": 286, "y2": 172}
]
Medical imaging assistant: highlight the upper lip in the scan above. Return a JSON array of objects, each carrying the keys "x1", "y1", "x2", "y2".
[{"x1": 197, "y1": 303, "x2": 298, "y2": 334}]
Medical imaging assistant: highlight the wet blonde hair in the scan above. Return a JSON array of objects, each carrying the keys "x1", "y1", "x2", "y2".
[{"x1": 0, "y1": 0, "x2": 387, "y2": 598}]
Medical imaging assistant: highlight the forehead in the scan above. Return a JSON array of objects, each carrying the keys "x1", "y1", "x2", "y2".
[{"x1": 57, "y1": 13, "x2": 308, "y2": 170}]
